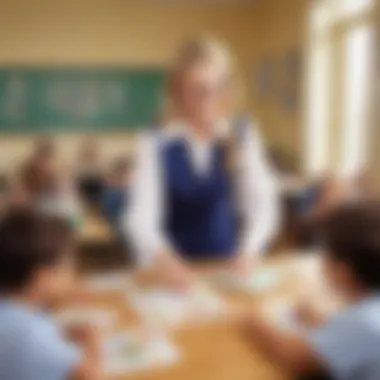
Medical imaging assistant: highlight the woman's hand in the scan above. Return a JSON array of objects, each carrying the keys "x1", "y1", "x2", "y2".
[
  {"x1": 65, "y1": 323, "x2": 102, "y2": 347},
  {"x1": 294, "y1": 300, "x2": 329, "y2": 327},
  {"x1": 155, "y1": 251, "x2": 195, "y2": 291},
  {"x1": 228, "y1": 252, "x2": 259, "y2": 277},
  {"x1": 294, "y1": 292, "x2": 340, "y2": 327}
]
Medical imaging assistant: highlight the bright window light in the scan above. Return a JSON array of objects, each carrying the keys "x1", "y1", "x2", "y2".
[
  {"x1": 310, "y1": 0, "x2": 332, "y2": 32},
  {"x1": 336, "y1": 0, "x2": 374, "y2": 19},
  {"x1": 305, "y1": 43, "x2": 331, "y2": 176},
  {"x1": 338, "y1": 25, "x2": 373, "y2": 178},
  {"x1": 306, "y1": 0, "x2": 374, "y2": 178}
]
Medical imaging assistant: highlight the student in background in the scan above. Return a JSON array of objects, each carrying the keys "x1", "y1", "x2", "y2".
[
  {"x1": 0, "y1": 209, "x2": 102, "y2": 380},
  {"x1": 101, "y1": 157, "x2": 132, "y2": 233},
  {"x1": 20, "y1": 137, "x2": 59, "y2": 202},
  {"x1": 20, "y1": 138, "x2": 82, "y2": 227},
  {"x1": 0, "y1": 174, "x2": 10, "y2": 212},
  {"x1": 76, "y1": 139, "x2": 105, "y2": 207},
  {"x1": 295, "y1": 177, "x2": 353, "y2": 248},
  {"x1": 31, "y1": 136, "x2": 57, "y2": 165},
  {"x1": 239, "y1": 203, "x2": 380, "y2": 380},
  {"x1": 126, "y1": 37, "x2": 279, "y2": 288},
  {"x1": 353, "y1": 169, "x2": 379, "y2": 201}
]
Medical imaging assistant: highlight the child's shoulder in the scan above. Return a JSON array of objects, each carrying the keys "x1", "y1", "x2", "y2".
[
  {"x1": 0, "y1": 301, "x2": 56, "y2": 340},
  {"x1": 356, "y1": 296, "x2": 380, "y2": 332},
  {"x1": 0, "y1": 302, "x2": 81, "y2": 379},
  {"x1": 310, "y1": 295, "x2": 380, "y2": 352}
]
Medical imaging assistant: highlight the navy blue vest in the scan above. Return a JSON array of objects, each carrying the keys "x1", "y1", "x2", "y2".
[{"x1": 160, "y1": 139, "x2": 237, "y2": 260}]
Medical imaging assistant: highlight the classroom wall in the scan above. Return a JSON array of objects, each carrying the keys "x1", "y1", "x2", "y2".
[
  {"x1": 0, "y1": 0, "x2": 257, "y2": 66},
  {"x1": 246, "y1": 0, "x2": 308, "y2": 167},
  {"x1": 0, "y1": 0, "x2": 262, "y2": 170},
  {"x1": 0, "y1": 0, "x2": 308, "y2": 172}
]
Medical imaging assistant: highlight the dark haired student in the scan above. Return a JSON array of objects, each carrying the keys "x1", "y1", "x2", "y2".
[
  {"x1": 239, "y1": 202, "x2": 380, "y2": 380},
  {"x1": 0, "y1": 210, "x2": 102, "y2": 380}
]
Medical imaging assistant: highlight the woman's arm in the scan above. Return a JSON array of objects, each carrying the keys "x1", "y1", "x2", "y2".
[
  {"x1": 124, "y1": 132, "x2": 171, "y2": 266},
  {"x1": 124, "y1": 132, "x2": 194, "y2": 287},
  {"x1": 237, "y1": 125, "x2": 280, "y2": 259}
]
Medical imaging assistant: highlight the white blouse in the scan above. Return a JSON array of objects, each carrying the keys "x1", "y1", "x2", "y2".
[{"x1": 124, "y1": 121, "x2": 280, "y2": 266}]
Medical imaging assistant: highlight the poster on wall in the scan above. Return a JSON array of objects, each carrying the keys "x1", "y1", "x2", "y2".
[
  {"x1": 279, "y1": 48, "x2": 303, "y2": 113},
  {"x1": 255, "y1": 57, "x2": 276, "y2": 99}
]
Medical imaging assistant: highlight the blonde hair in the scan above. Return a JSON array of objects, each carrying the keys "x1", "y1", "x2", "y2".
[
  {"x1": 167, "y1": 36, "x2": 240, "y2": 117},
  {"x1": 173, "y1": 36, "x2": 232, "y2": 77},
  {"x1": 167, "y1": 37, "x2": 243, "y2": 172}
]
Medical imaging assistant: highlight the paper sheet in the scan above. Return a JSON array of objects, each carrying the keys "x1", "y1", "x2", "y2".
[
  {"x1": 248, "y1": 268, "x2": 283, "y2": 291},
  {"x1": 84, "y1": 271, "x2": 131, "y2": 292},
  {"x1": 204, "y1": 267, "x2": 284, "y2": 293},
  {"x1": 55, "y1": 308, "x2": 115, "y2": 330},
  {"x1": 263, "y1": 300, "x2": 299, "y2": 331},
  {"x1": 105, "y1": 330, "x2": 179, "y2": 374},
  {"x1": 128, "y1": 284, "x2": 224, "y2": 328}
]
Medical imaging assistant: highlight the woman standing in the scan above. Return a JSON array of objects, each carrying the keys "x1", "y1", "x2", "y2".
[{"x1": 126, "y1": 37, "x2": 279, "y2": 287}]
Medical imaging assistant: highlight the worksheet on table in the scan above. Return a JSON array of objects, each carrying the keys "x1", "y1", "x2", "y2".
[
  {"x1": 105, "y1": 330, "x2": 180, "y2": 375},
  {"x1": 128, "y1": 284, "x2": 225, "y2": 328},
  {"x1": 84, "y1": 271, "x2": 132, "y2": 291},
  {"x1": 204, "y1": 267, "x2": 285, "y2": 293}
]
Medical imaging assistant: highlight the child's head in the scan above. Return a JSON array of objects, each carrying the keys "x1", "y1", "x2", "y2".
[
  {"x1": 109, "y1": 157, "x2": 132, "y2": 188},
  {"x1": 22, "y1": 155, "x2": 60, "y2": 197},
  {"x1": 33, "y1": 137, "x2": 57, "y2": 162},
  {"x1": 322, "y1": 202, "x2": 380, "y2": 299},
  {"x1": 0, "y1": 209, "x2": 75, "y2": 306},
  {"x1": 22, "y1": 138, "x2": 61, "y2": 197},
  {"x1": 80, "y1": 139, "x2": 100, "y2": 164},
  {"x1": 169, "y1": 36, "x2": 237, "y2": 130}
]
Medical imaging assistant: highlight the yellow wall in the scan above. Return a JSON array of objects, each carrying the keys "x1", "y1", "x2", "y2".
[
  {"x1": 0, "y1": 0, "x2": 256, "y2": 66},
  {"x1": 0, "y1": 0, "x2": 307, "y2": 170},
  {"x1": 0, "y1": 0, "x2": 261, "y2": 170},
  {"x1": 247, "y1": 0, "x2": 307, "y2": 165}
]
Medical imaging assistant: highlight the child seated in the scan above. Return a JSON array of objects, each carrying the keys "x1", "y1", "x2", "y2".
[
  {"x1": 239, "y1": 202, "x2": 380, "y2": 380},
  {"x1": 20, "y1": 139, "x2": 82, "y2": 227},
  {"x1": 76, "y1": 140, "x2": 106, "y2": 207},
  {"x1": 295, "y1": 177, "x2": 353, "y2": 248},
  {"x1": 0, "y1": 209, "x2": 102, "y2": 380},
  {"x1": 101, "y1": 157, "x2": 131, "y2": 232}
]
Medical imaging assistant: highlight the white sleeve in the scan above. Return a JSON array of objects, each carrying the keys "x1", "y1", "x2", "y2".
[
  {"x1": 124, "y1": 132, "x2": 171, "y2": 266},
  {"x1": 237, "y1": 125, "x2": 281, "y2": 256}
]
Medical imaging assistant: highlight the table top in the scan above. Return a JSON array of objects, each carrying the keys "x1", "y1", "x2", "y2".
[{"x1": 73, "y1": 254, "x2": 323, "y2": 380}]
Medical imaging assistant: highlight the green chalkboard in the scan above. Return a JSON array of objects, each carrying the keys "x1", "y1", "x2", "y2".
[{"x1": 0, "y1": 68, "x2": 166, "y2": 133}]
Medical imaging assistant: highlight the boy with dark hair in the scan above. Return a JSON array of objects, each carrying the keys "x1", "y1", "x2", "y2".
[
  {"x1": 240, "y1": 203, "x2": 380, "y2": 380},
  {"x1": 0, "y1": 209, "x2": 102, "y2": 380}
]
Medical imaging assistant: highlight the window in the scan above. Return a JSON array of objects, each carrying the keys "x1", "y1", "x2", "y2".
[
  {"x1": 305, "y1": 0, "x2": 375, "y2": 178},
  {"x1": 336, "y1": 0, "x2": 373, "y2": 20},
  {"x1": 305, "y1": 41, "x2": 331, "y2": 176},
  {"x1": 339, "y1": 25, "x2": 373, "y2": 177}
]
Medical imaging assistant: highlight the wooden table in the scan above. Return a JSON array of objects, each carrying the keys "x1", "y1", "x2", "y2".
[{"x1": 76, "y1": 255, "x2": 323, "y2": 380}]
